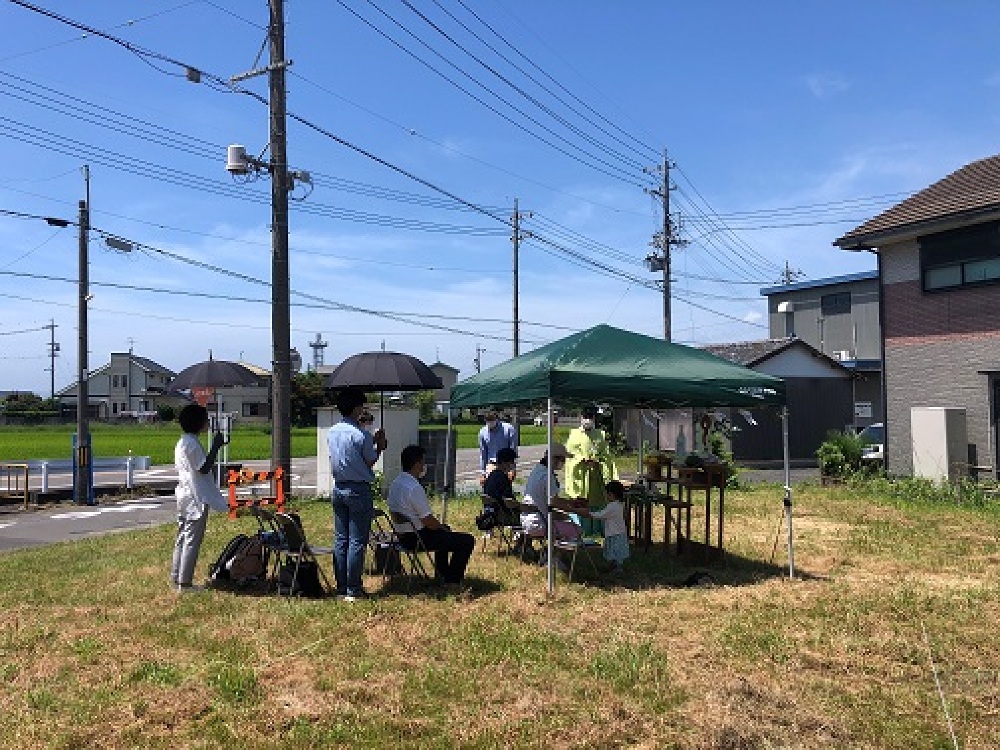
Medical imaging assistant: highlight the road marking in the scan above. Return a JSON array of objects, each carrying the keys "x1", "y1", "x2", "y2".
[
  {"x1": 50, "y1": 503, "x2": 160, "y2": 520},
  {"x1": 0, "y1": 522, "x2": 15, "y2": 530}
]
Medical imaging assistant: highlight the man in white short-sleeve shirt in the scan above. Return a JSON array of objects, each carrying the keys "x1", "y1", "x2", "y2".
[{"x1": 387, "y1": 444, "x2": 475, "y2": 588}]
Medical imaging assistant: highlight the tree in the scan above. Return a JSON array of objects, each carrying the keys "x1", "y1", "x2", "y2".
[
  {"x1": 411, "y1": 390, "x2": 437, "y2": 421},
  {"x1": 290, "y1": 370, "x2": 333, "y2": 427}
]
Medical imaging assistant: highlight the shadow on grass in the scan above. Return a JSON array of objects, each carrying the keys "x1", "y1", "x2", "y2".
[{"x1": 487, "y1": 539, "x2": 826, "y2": 592}]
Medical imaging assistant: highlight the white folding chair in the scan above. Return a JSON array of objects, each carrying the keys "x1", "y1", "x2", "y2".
[{"x1": 550, "y1": 508, "x2": 601, "y2": 583}]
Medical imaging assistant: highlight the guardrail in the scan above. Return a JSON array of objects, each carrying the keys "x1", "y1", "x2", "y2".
[{"x1": 21, "y1": 457, "x2": 152, "y2": 494}]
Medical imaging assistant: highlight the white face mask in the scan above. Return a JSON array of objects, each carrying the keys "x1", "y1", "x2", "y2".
[
  {"x1": 581, "y1": 419, "x2": 595, "y2": 430},
  {"x1": 418, "y1": 465, "x2": 428, "y2": 479}
]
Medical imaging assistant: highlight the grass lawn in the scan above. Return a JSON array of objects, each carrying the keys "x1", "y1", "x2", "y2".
[
  {"x1": 0, "y1": 482, "x2": 997, "y2": 748},
  {"x1": 0, "y1": 423, "x2": 570, "y2": 464}
]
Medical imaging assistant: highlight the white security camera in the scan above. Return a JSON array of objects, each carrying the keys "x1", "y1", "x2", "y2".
[{"x1": 226, "y1": 144, "x2": 249, "y2": 175}]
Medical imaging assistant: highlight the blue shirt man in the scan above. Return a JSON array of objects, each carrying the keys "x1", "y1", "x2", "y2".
[
  {"x1": 327, "y1": 387, "x2": 386, "y2": 600},
  {"x1": 478, "y1": 409, "x2": 517, "y2": 475}
]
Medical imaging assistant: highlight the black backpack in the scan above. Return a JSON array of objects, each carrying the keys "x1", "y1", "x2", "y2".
[{"x1": 209, "y1": 534, "x2": 267, "y2": 583}]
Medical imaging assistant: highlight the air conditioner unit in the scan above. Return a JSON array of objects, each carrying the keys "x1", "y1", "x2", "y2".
[{"x1": 832, "y1": 350, "x2": 852, "y2": 361}]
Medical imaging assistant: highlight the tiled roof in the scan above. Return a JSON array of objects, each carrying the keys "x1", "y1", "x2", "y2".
[
  {"x1": 700, "y1": 339, "x2": 799, "y2": 366},
  {"x1": 836, "y1": 154, "x2": 1000, "y2": 248}
]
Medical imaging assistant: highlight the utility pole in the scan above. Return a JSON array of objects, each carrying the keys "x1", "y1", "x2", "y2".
[
  {"x1": 45, "y1": 319, "x2": 59, "y2": 400},
  {"x1": 511, "y1": 198, "x2": 532, "y2": 359},
  {"x1": 75, "y1": 166, "x2": 92, "y2": 506},
  {"x1": 511, "y1": 199, "x2": 531, "y2": 441},
  {"x1": 269, "y1": 0, "x2": 291, "y2": 494},
  {"x1": 644, "y1": 149, "x2": 685, "y2": 342},
  {"x1": 780, "y1": 260, "x2": 804, "y2": 285},
  {"x1": 474, "y1": 345, "x2": 483, "y2": 373}
]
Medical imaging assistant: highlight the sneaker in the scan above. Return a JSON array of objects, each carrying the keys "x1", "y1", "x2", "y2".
[
  {"x1": 175, "y1": 583, "x2": 205, "y2": 593},
  {"x1": 341, "y1": 591, "x2": 369, "y2": 602}
]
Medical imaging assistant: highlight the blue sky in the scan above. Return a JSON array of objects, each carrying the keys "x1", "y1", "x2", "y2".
[{"x1": 2, "y1": 1, "x2": 999, "y2": 395}]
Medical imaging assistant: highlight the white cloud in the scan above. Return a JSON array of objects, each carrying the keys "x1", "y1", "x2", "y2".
[{"x1": 803, "y1": 73, "x2": 850, "y2": 99}]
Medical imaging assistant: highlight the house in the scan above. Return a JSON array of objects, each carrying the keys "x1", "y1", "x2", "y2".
[
  {"x1": 430, "y1": 361, "x2": 459, "y2": 406},
  {"x1": 834, "y1": 154, "x2": 1000, "y2": 478},
  {"x1": 760, "y1": 271, "x2": 882, "y2": 429},
  {"x1": 56, "y1": 352, "x2": 181, "y2": 419},
  {"x1": 700, "y1": 339, "x2": 855, "y2": 463}
]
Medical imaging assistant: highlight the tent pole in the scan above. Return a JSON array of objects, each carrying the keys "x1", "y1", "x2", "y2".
[
  {"x1": 442, "y1": 404, "x2": 453, "y2": 524},
  {"x1": 782, "y1": 406, "x2": 795, "y2": 578},
  {"x1": 546, "y1": 397, "x2": 555, "y2": 595}
]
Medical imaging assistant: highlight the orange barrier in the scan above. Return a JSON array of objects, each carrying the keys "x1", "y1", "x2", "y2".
[{"x1": 227, "y1": 466, "x2": 285, "y2": 519}]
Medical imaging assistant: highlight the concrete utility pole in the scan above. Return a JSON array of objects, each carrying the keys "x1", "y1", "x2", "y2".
[
  {"x1": 511, "y1": 198, "x2": 532, "y2": 359},
  {"x1": 644, "y1": 150, "x2": 684, "y2": 342},
  {"x1": 269, "y1": 0, "x2": 292, "y2": 494},
  {"x1": 45, "y1": 319, "x2": 59, "y2": 400},
  {"x1": 474, "y1": 345, "x2": 484, "y2": 373},
  {"x1": 75, "y1": 166, "x2": 92, "y2": 506}
]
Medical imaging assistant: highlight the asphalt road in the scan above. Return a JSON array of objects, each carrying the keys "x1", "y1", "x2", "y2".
[{"x1": 0, "y1": 446, "x2": 814, "y2": 552}]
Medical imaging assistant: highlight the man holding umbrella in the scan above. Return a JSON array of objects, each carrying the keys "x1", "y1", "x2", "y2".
[{"x1": 327, "y1": 386, "x2": 387, "y2": 601}]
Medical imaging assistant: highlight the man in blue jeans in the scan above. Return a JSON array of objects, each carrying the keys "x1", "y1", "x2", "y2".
[{"x1": 327, "y1": 387, "x2": 387, "y2": 601}]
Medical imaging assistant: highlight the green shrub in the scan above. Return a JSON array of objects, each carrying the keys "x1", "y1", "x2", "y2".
[{"x1": 816, "y1": 429, "x2": 865, "y2": 477}]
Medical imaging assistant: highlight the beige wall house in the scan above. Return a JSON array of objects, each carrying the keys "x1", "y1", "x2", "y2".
[
  {"x1": 57, "y1": 352, "x2": 182, "y2": 420},
  {"x1": 835, "y1": 155, "x2": 1000, "y2": 478}
]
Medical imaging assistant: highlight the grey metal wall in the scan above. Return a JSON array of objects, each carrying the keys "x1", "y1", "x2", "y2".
[{"x1": 733, "y1": 377, "x2": 854, "y2": 462}]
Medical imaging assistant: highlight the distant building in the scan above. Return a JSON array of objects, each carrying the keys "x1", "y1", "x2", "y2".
[
  {"x1": 701, "y1": 339, "x2": 855, "y2": 463},
  {"x1": 56, "y1": 352, "x2": 181, "y2": 419},
  {"x1": 835, "y1": 154, "x2": 1000, "y2": 478},
  {"x1": 430, "y1": 361, "x2": 459, "y2": 403},
  {"x1": 760, "y1": 270, "x2": 882, "y2": 429}
]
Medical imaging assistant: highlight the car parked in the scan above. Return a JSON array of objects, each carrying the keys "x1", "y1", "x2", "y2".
[{"x1": 858, "y1": 422, "x2": 884, "y2": 463}]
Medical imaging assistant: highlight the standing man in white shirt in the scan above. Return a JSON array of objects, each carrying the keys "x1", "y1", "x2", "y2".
[{"x1": 387, "y1": 444, "x2": 475, "y2": 589}]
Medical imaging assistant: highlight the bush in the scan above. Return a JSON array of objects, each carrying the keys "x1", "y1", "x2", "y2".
[
  {"x1": 156, "y1": 405, "x2": 176, "y2": 422},
  {"x1": 816, "y1": 429, "x2": 865, "y2": 477}
]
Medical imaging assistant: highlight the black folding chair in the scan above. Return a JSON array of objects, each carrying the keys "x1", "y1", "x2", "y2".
[
  {"x1": 254, "y1": 508, "x2": 333, "y2": 597},
  {"x1": 370, "y1": 508, "x2": 433, "y2": 589},
  {"x1": 479, "y1": 494, "x2": 523, "y2": 555}
]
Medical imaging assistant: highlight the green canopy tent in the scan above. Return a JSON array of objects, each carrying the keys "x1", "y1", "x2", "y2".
[{"x1": 447, "y1": 324, "x2": 794, "y2": 592}]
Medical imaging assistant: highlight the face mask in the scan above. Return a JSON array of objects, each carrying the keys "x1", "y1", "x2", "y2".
[
  {"x1": 581, "y1": 419, "x2": 594, "y2": 430},
  {"x1": 418, "y1": 465, "x2": 428, "y2": 479}
]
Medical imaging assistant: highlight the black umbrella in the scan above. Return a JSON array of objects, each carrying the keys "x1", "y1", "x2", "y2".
[
  {"x1": 325, "y1": 351, "x2": 442, "y2": 419},
  {"x1": 170, "y1": 359, "x2": 261, "y2": 391}
]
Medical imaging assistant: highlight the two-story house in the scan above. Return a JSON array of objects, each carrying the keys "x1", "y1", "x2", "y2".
[
  {"x1": 835, "y1": 154, "x2": 1000, "y2": 478},
  {"x1": 57, "y1": 352, "x2": 179, "y2": 419},
  {"x1": 760, "y1": 271, "x2": 882, "y2": 429}
]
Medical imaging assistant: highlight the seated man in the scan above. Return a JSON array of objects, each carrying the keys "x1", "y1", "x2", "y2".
[
  {"x1": 482, "y1": 447, "x2": 519, "y2": 524},
  {"x1": 387, "y1": 444, "x2": 476, "y2": 589}
]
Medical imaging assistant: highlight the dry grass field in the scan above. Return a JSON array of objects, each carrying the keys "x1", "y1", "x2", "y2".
[{"x1": 0, "y1": 480, "x2": 997, "y2": 749}]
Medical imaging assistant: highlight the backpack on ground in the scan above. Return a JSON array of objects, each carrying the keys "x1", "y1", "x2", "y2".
[{"x1": 209, "y1": 534, "x2": 267, "y2": 583}]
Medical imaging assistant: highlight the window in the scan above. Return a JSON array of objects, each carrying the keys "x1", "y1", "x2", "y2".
[
  {"x1": 243, "y1": 403, "x2": 263, "y2": 417},
  {"x1": 112, "y1": 375, "x2": 119, "y2": 388},
  {"x1": 112, "y1": 402, "x2": 118, "y2": 414},
  {"x1": 821, "y1": 292, "x2": 851, "y2": 315},
  {"x1": 121, "y1": 375, "x2": 128, "y2": 389},
  {"x1": 921, "y1": 221, "x2": 1000, "y2": 292}
]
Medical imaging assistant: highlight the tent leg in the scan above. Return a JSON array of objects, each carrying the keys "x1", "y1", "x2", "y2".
[
  {"x1": 546, "y1": 397, "x2": 555, "y2": 595},
  {"x1": 782, "y1": 406, "x2": 794, "y2": 579}
]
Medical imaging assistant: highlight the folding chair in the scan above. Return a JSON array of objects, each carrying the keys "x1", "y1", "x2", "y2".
[
  {"x1": 270, "y1": 511, "x2": 334, "y2": 597},
  {"x1": 369, "y1": 508, "x2": 433, "y2": 589},
  {"x1": 550, "y1": 508, "x2": 601, "y2": 583},
  {"x1": 479, "y1": 494, "x2": 523, "y2": 555},
  {"x1": 516, "y1": 502, "x2": 547, "y2": 562},
  {"x1": 387, "y1": 509, "x2": 437, "y2": 583}
]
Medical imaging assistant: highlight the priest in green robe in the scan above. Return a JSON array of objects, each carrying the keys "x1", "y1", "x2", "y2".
[{"x1": 564, "y1": 408, "x2": 618, "y2": 506}]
